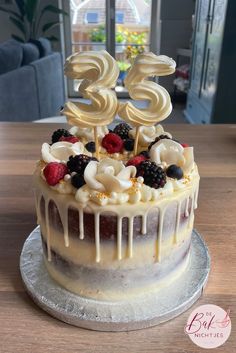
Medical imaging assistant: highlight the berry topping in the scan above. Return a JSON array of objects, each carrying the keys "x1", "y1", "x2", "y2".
[
  {"x1": 113, "y1": 123, "x2": 131, "y2": 140},
  {"x1": 102, "y1": 133, "x2": 123, "y2": 154},
  {"x1": 166, "y1": 164, "x2": 183, "y2": 180},
  {"x1": 51, "y1": 129, "x2": 72, "y2": 144},
  {"x1": 59, "y1": 136, "x2": 79, "y2": 144},
  {"x1": 43, "y1": 162, "x2": 68, "y2": 186},
  {"x1": 136, "y1": 160, "x2": 166, "y2": 189},
  {"x1": 123, "y1": 138, "x2": 134, "y2": 151},
  {"x1": 85, "y1": 141, "x2": 96, "y2": 153},
  {"x1": 71, "y1": 173, "x2": 86, "y2": 189},
  {"x1": 67, "y1": 154, "x2": 97, "y2": 175},
  {"x1": 139, "y1": 150, "x2": 149, "y2": 158},
  {"x1": 126, "y1": 154, "x2": 146, "y2": 167},
  {"x1": 181, "y1": 143, "x2": 189, "y2": 148},
  {"x1": 148, "y1": 134, "x2": 171, "y2": 150}
]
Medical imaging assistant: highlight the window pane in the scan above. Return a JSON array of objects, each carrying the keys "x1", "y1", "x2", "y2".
[
  {"x1": 115, "y1": 0, "x2": 152, "y2": 93},
  {"x1": 70, "y1": 0, "x2": 106, "y2": 92}
]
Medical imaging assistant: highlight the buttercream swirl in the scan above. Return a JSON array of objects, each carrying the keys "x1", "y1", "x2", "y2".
[
  {"x1": 118, "y1": 53, "x2": 176, "y2": 126},
  {"x1": 41, "y1": 141, "x2": 90, "y2": 164},
  {"x1": 150, "y1": 139, "x2": 194, "y2": 174},
  {"x1": 129, "y1": 124, "x2": 172, "y2": 147},
  {"x1": 62, "y1": 50, "x2": 119, "y2": 128}
]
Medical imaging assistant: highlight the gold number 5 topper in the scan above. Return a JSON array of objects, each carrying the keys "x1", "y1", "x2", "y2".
[
  {"x1": 63, "y1": 50, "x2": 119, "y2": 159},
  {"x1": 118, "y1": 53, "x2": 176, "y2": 155}
]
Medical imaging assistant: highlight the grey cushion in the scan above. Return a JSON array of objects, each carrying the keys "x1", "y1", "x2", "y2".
[
  {"x1": 0, "y1": 39, "x2": 23, "y2": 75},
  {"x1": 30, "y1": 52, "x2": 65, "y2": 119},
  {"x1": 21, "y1": 42, "x2": 40, "y2": 65},
  {"x1": 0, "y1": 65, "x2": 40, "y2": 121},
  {"x1": 38, "y1": 38, "x2": 52, "y2": 56}
]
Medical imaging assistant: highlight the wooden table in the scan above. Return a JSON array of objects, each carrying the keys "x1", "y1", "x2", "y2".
[{"x1": 0, "y1": 123, "x2": 235, "y2": 353}]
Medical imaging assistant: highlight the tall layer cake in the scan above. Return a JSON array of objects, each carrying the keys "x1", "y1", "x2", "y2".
[{"x1": 34, "y1": 51, "x2": 199, "y2": 301}]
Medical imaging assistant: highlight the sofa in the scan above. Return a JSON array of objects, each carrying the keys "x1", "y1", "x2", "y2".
[{"x1": 0, "y1": 39, "x2": 65, "y2": 122}]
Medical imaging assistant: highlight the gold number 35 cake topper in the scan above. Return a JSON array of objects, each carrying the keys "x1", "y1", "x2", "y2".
[{"x1": 63, "y1": 50, "x2": 176, "y2": 157}]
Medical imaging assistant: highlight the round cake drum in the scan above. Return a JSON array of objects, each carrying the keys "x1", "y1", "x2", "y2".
[{"x1": 20, "y1": 227, "x2": 210, "y2": 331}]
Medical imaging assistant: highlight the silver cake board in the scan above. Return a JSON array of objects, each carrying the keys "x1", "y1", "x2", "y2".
[{"x1": 20, "y1": 226, "x2": 210, "y2": 331}]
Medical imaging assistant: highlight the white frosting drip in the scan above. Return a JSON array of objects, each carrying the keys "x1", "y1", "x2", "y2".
[
  {"x1": 118, "y1": 53, "x2": 176, "y2": 126},
  {"x1": 41, "y1": 141, "x2": 90, "y2": 164},
  {"x1": 63, "y1": 50, "x2": 119, "y2": 128},
  {"x1": 129, "y1": 124, "x2": 172, "y2": 147}
]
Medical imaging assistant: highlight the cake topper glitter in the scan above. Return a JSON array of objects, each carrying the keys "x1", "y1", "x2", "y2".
[
  {"x1": 118, "y1": 53, "x2": 176, "y2": 155},
  {"x1": 62, "y1": 50, "x2": 119, "y2": 159}
]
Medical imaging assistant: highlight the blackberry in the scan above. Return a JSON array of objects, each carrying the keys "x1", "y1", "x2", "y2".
[
  {"x1": 71, "y1": 173, "x2": 86, "y2": 189},
  {"x1": 166, "y1": 164, "x2": 183, "y2": 180},
  {"x1": 123, "y1": 138, "x2": 134, "y2": 151},
  {"x1": 51, "y1": 129, "x2": 72, "y2": 144},
  {"x1": 139, "y1": 150, "x2": 149, "y2": 158},
  {"x1": 148, "y1": 134, "x2": 171, "y2": 151},
  {"x1": 85, "y1": 141, "x2": 96, "y2": 153},
  {"x1": 67, "y1": 154, "x2": 97, "y2": 175},
  {"x1": 113, "y1": 123, "x2": 131, "y2": 140},
  {"x1": 136, "y1": 160, "x2": 166, "y2": 189}
]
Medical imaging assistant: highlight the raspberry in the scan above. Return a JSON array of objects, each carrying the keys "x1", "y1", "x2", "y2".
[
  {"x1": 123, "y1": 138, "x2": 134, "y2": 151},
  {"x1": 85, "y1": 141, "x2": 96, "y2": 153},
  {"x1": 102, "y1": 133, "x2": 123, "y2": 154},
  {"x1": 181, "y1": 143, "x2": 189, "y2": 148},
  {"x1": 71, "y1": 173, "x2": 86, "y2": 189},
  {"x1": 148, "y1": 134, "x2": 171, "y2": 151},
  {"x1": 67, "y1": 154, "x2": 97, "y2": 175},
  {"x1": 51, "y1": 129, "x2": 72, "y2": 144},
  {"x1": 113, "y1": 123, "x2": 131, "y2": 140},
  {"x1": 166, "y1": 164, "x2": 183, "y2": 180},
  {"x1": 59, "y1": 136, "x2": 79, "y2": 143},
  {"x1": 126, "y1": 154, "x2": 146, "y2": 167},
  {"x1": 43, "y1": 162, "x2": 68, "y2": 186},
  {"x1": 136, "y1": 160, "x2": 166, "y2": 189}
]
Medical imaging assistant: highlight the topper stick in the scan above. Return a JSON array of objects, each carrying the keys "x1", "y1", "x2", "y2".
[
  {"x1": 94, "y1": 126, "x2": 99, "y2": 159},
  {"x1": 134, "y1": 126, "x2": 141, "y2": 155}
]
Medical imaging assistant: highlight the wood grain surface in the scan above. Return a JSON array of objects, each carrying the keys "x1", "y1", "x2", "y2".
[{"x1": 0, "y1": 123, "x2": 235, "y2": 353}]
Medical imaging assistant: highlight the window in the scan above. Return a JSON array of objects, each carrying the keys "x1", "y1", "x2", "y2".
[
  {"x1": 116, "y1": 12, "x2": 124, "y2": 24},
  {"x1": 85, "y1": 12, "x2": 98, "y2": 23}
]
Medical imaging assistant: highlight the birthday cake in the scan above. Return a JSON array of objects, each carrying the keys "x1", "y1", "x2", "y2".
[{"x1": 34, "y1": 51, "x2": 199, "y2": 301}]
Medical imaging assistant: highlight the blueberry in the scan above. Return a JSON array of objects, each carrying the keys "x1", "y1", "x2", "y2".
[
  {"x1": 85, "y1": 141, "x2": 96, "y2": 153},
  {"x1": 124, "y1": 138, "x2": 134, "y2": 151},
  {"x1": 166, "y1": 165, "x2": 183, "y2": 180},
  {"x1": 71, "y1": 174, "x2": 86, "y2": 189}
]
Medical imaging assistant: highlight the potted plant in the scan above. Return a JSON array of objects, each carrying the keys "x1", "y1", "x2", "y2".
[
  {"x1": 117, "y1": 61, "x2": 130, "y2": 81},
  {"x1": 89, "y1": 25, "x2": 106, "y2": 51},
  {"x1": 0, "y1": 0, "x2": 67, "y2": 44}
]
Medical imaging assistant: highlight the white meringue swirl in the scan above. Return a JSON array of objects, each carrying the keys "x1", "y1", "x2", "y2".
[{"x1": 129, "y1": 124, "x2": 172, "y2": 147}]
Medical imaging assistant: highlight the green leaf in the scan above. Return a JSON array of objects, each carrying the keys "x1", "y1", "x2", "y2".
[
  {"x1": 42, "y1": 21, "x2": 60, "y2": 33},
  {"x1": 14, "y1": 0, "x2": 25, "y2": 17},
  {"x1": 41, "y1": 5, "x2": 68, "y2": 17},
  {"x1": 11, "y1": 34, "x2": 25, "y2": 43},
  {"x1": 45, "y1": 35, "x2": 58, "y2": 42},
  {"x1": 25, "y1": 0, "x2": 39, "y2": 23},
  {"x1": 9, "y1": 16, "x2": 26, "y2": 36},
  {"x1": 0, "y1": 5, "x2": 22, "y2": 19}
]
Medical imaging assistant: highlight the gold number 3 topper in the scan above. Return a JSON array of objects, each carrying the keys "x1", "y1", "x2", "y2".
[{"x1": 62, "y1": 50, "x2": 119, "y2": 158}]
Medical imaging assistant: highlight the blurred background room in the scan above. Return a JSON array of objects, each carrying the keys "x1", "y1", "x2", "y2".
[{"x1": 0, "y1": 0, "x2": 235, "y2": 124}]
